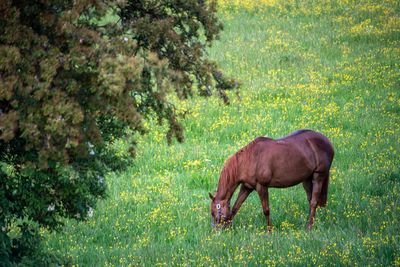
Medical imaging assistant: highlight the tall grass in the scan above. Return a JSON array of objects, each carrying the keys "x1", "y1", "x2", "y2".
[{"x1": 45, "y1": 0, "x2": 400, "y2": 265}]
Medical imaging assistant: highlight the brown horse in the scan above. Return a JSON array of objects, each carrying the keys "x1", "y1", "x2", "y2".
[{"x1": 209, "y1": 129, "x2": 334, "y2": 230}]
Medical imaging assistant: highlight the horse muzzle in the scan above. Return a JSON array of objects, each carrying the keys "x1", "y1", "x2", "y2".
[{"x1": 211, "y1": 218, "x2": 232, "y2": 229}]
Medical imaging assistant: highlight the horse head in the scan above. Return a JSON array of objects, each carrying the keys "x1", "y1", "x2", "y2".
[{"x1": 209, "y1": 192, "x2": 232, "y2": 228}]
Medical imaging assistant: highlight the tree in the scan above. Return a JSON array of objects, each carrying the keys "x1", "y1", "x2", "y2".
[{"x1": 0, "y1": 0, "x2": 237, "y2": 264}]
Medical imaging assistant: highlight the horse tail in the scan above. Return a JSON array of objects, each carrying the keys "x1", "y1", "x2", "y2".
[
  {"x1": 318, "y1": 174, "x2": 329, "y2": 207},
  {"x1": 313, "y1": 133, "x2": 334, "y2": 208}
]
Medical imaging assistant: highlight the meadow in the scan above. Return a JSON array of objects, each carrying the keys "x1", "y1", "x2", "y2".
[{"x1": 45, "y1": 0, "x2": 400, "y2": 265}]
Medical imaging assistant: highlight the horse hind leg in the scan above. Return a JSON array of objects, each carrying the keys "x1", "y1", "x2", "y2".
[
  {"x1": 302, "y1": 177, "x2": 313, "y2": 205},
  {"x1": 303, "y1": 177, "x2": 313, "y2": 228},
  {"x1": 306, "y1": 172, "x2": 327, "y2": 230}
]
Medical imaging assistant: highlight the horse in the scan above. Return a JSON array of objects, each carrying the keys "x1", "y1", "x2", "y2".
[{"x1": 209, "y1": 129, "x2": 334, "y2": 231}]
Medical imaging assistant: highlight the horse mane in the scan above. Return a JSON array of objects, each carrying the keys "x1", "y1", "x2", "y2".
[
  {"x1": 217, "y1": 137, "x2": 269, "y2": 199},
  {"x1": 217, "y1": 155, "x2": 238, "y2": 199}
]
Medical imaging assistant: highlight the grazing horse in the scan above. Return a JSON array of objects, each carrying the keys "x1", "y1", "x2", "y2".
[{"x1": 209, "y1": 129, "x2": 334, "y2": 230}]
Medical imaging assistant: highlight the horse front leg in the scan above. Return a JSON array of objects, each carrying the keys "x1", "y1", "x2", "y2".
[
  {"x1": 229, "y1": 184, "x2": 253, "y2": 223},
  {"x1": 256, "y1": 184, "x2": 272, "y2": 232}
]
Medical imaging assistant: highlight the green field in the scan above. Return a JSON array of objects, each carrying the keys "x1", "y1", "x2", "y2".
[{"x1": 45, "y1": 1, "x2": 400, "y2": 265}]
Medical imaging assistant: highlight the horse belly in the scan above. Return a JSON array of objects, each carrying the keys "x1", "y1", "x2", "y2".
[
  {"x1": 270, "y1": 169, "x2": 312, "y2": 187},
  {"x1": 267, "y1": 154, "x2": 314, "y2": 188}
]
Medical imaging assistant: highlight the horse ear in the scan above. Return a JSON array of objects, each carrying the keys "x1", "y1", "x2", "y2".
[{"x1": 208, "y1": 192, "x2": 214, "y2": 200}]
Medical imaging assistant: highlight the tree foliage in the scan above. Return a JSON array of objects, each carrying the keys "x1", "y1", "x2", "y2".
[{"x1": 0, "y1": 0, "x2": 236, "y2": 264}]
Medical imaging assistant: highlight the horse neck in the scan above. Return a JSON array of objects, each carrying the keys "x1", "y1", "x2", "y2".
[{"x1": 216, "y1": 155, "x2": 240, "y2": 202}]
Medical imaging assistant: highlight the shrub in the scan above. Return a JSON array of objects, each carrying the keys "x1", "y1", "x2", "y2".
[{"x1": 0, "y1": 0, "x2": 236, "y2": 264}]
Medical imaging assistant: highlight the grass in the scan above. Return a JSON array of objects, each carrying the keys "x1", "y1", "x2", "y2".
[{"x1": 45, "y1": 0, "x2": 400, "y2": 266}]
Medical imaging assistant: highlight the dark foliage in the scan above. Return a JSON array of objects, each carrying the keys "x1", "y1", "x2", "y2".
[{"x1": 0, "y1": 0, "x2": 236, "y2": 264}]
